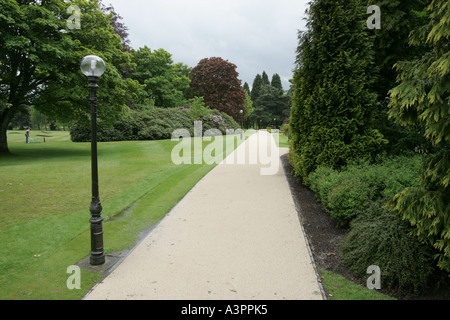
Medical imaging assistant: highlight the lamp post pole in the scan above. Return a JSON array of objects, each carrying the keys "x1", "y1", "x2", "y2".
[
  {"x1": 240, "y1": 110, "x2": 243, "y2": 140},
  {"x1": 87, "y1": 76, "x2": 105, "y2": 266},
  {"x1": 81, "y1": 55, "x2": 106, "y2": 266}
]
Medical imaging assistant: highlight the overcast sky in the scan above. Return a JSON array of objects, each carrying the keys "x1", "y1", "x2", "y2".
[{"x1": 103, "y1": 0, "x2": 310, "y2": 90}]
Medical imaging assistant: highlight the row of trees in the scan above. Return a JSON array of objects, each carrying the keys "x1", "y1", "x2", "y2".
[
  {"x1": 1, "y1": 0, "x2": 249, "y2": 153},
  {"x1": 290, "y1": 0, "x2": 449, "y2": 274}
]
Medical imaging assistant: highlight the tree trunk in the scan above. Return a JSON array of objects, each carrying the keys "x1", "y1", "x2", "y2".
[
  {"x1": 0, "y1": 116, "x2": 10, "y2": 154},
  {"x1": 0, "y1": 103, "x2": 19, "y2": 154}
]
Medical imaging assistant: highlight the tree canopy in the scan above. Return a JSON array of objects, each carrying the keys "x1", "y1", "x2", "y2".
[
  {"x1": 190, "y1": 57, "x2": 246, "y2": 121},
  {"x1": 0, "y1": 0, "x2": 142, "y2": 153},
  {"x1": 130, "y1": 46, "x2": 191, "y2": 109}
]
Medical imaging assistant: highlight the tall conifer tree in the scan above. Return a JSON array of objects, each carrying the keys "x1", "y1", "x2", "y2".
[
  {"x1": 261, "y1": 71, "x2": 270, "y2": 86},
  {"x1": 290, "y1": 0, "x2": 386, "y2": 181},
  {"x1": 251, "y1": 74, "x2": 263, "y2": 102},
  {"x1": 271, "y1": 74, "x2": 283, "y2": 92}
]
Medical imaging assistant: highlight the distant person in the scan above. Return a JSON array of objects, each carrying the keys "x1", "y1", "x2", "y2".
[{"x1": 25, "y1": 128, "x2": 31, "y2": 144}]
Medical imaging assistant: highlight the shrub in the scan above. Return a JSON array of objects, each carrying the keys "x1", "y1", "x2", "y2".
[
  {"x1": 307, "y1": 155, "x2": 422, "y2": 227},
  {"x1": 70, "y1": 107, "x2": 240, "y2": 142},
  {"x1": 340, "y1": 202, "x2": 445, "y2": 297},
  {"x1": 326, "y1": 176, "x2": 373, "y2": 227}
]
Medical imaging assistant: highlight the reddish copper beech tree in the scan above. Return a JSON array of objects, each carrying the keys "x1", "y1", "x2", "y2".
[{"x1": 190, "y1": 57, "x2": 246, "y2": 121}]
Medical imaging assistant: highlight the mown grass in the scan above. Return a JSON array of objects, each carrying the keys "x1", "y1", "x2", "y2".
[
  {"x1": 0, "y1": 130, "x2": 247, "y2": 300},
  {"x1": 273, "y1": 133, "x2": 289, "y2": 148},
  {"x1": 320, "y1": 270, "x2": 396, "y2": 300}
]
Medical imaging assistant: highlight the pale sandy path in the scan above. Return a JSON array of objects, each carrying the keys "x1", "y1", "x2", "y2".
[{"x1": 84, "y1": 131, "x2": 323, "y2": 300}]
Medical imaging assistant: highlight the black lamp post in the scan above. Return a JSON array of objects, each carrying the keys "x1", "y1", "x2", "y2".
[
  {"x1": 81, "y1": 55, "x2": 106, "y2": 266},
  {"x1": 240, "y1": 109, "x2": 243, "y2": 140}
]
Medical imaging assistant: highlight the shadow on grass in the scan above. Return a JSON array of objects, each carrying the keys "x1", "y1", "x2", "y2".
[{"x1": 1, "y1": 145, "x2": 91, "y2": 163}]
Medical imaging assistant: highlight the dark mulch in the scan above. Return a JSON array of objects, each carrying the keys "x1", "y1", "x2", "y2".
[{"x1": 281, "y1": 153, "x2": 450, "y2": 300}]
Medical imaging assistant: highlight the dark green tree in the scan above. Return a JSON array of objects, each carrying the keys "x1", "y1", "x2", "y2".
[
  {"x1": 387, "y1": 0, "x2": 450, "y2": 272},
  {"x1": 289, "y1": 0, "x2": 387, "y2": 181},
  {"x1": 271, "y1": 73, "x2": 283, "y2": 92},
  {"x1": 366, "y1": 0, "x2": 430, "y2": 155},
  {"x1": 251, "y1": 84, "x2": 290, "y2": 128},
  {"x1": 243, "y1": 82, "x2": 251, "y2": 95},
  {"x1": 251, "y1": 74, "x2": 263, "y2": 102},
  {"x1": 261, "y1": 71, "x2": 270, "y2": 86}
]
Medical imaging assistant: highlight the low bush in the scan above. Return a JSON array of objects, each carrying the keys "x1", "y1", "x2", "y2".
[
  {"x1": 71, "y1": 107, "x2": 240, "y2": 142},
  {"x1": 340, "y1": 201, "x2": 446, "y2": 297},
  {"x1": 307, "y1": 155, "x2": 422, "y2": 227}
]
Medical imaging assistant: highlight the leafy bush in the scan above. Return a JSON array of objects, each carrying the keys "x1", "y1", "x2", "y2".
[
  {"x1": 340, "y1": 202, "x2": 445, "y2": 297},
  {"x1": 182, "y1": 97, "x2": 211, "y2": 121},
  {"x1": 307, "y1": 155, "x2": 422, "y2": 227},
  {"x1": 71, "y1": 107, "x2": 240, "y2": 142}
]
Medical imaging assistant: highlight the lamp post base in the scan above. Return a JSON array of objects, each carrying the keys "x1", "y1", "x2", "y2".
[
  {"x1": 90, "y1": 253, "x2": 106, "y2": 266},
  {"x1": 89, "y1": 202, "x2": 105, "y2": 266}
]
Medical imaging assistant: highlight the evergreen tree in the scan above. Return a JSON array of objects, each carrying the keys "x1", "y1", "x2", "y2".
[
  {"x1": 387, "y1": 0, "x2": 450, "y2": 272},
  {"x1": 289, "y1": 0, "x2": 386, "y2": 181},
  {"x1": 261, "y1": 71, "x2": 270, "y2": 85},
  {"x1": 243, "y1": 82, "x2": 251, "y2": 95},
  {"x1": 254, "y1": 84, "x2": 289, "y2": 127},
  {"x1": 251, "y1": 74, "x2": 263, "y2": 102},
  {"x1": 366, "y1": 0, "x2": 430, "y2": 155},
  {"x1": 271, "y1": 73, "x2": 283, "y2": 92}
]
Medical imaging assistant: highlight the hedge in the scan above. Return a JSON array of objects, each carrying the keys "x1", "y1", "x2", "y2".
[{"x1": 70, "y1": 108, "x2": 240, "y2": 143}]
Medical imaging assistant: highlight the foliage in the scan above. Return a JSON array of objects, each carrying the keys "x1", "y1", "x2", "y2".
[
  {"x1": 271, "y1": 74, "x2": 283, "y2": 92},
  {"x1": 243, "y1": 90, "x2": 254, "y2": 118},
  {"x1": 130, "y1": 46, "x2": 191, "y2": 108},
  {"x1": 182, "y1": 96, "x2": 211, "y2": 121},
  {"x1": 387, "y1": 0, "x2": 450, "y2": 272},
  {"x1": 289, "y1": 0, "x2": 387, "y2": 182},
  {"x1": 365, "y1": 0, "x2": 430, "y2": 156},
  {"x1": 100, "y1": 1, "x2": 132, "y2": 52},
  {"x1": 252, "y1": 84, "x2": 290, "y2": 127},
  {"x1": 251, "y1": 74, "x2": 263, "y2": 102},
  {"x1": 249, "y1": 72, "x2": 290, "y2": 128},
  {"x1": 365, "y1": 0, "x2": 430, "y2": 100},
  {"x1": 0, "y1": 0, "x2": 142, "y2": 153},
  {"x1": 190, "y1": 57, "x2": 246, "y2": 121},
  {"x1": 308, "y1": 155, "x2": 422, "y2": 227},
  {"x1": 340, "y1": 201, "x2": 446, "y2": 297},
  {"x1": 70, "y1": 107, "x2": 240, "y2": 142}
]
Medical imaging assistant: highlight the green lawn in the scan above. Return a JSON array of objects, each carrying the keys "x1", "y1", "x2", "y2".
[
  {"x1": 320, "y1": 270, "x2": 396, "y2": 300},
  {"x1": 0, "y1": 130, "x2": 247, "y2": 300},
  {"x1": 273, "y1": 133, "x2": 289, "y2": 148}
]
